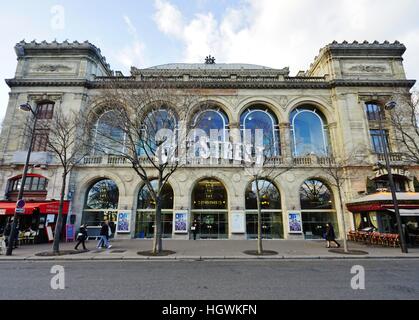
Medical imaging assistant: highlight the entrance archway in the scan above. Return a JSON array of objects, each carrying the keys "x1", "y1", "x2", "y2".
[
  {"x1": 83, "y1": 179, "x2": 119, "y2": 235},
  {"x1": 191, "y1": 178, "x2": 228, "y2": 239},
  {"x1": 135, "y1": 181, "x2": 174, "y2": 239}
]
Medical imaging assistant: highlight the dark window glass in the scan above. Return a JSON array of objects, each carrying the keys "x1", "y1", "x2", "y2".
[
  {"x1": 300, "y1": 180, "x2": 334, "y2": 210},
  {"x1": 365, "y1": 103, "x2": 384, "y2": 121},
  {"x1": 138, "y1": 181, "x2": 174, "y2": 210},
  {"x1": 370, "y1": 129, "x2": 389, "y2": 154},
  {"x1": 36, "y1": 102, "x2": 55, "y2": 120},
  {"x1": 7, "y1": 176, "x2": 48, "y2": 192},
  {"x1": 192, "y1": 179, "x2": 227, "y2": 210},
  {"x1": 32, "y1": 130, "x2": 49, "y2": 152}
]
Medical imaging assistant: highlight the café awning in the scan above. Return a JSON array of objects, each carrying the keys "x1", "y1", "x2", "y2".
[
  {"x1": 0, "y1": 201, "x2": 70, "y2": 216},
  {"x1": 386, "y1": 209, "x2": 419, "y2": 216}
]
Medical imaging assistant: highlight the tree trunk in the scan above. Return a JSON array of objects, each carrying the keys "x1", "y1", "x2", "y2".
[
  {"x1": 256, "y1": 179, "x2": 263, "y2": 255},
  {"x1": 152, "y1": 195, "x2": 163, "y2": 254},
  {"x1": 338, "y1": 188, "x2": 349, "y2": 253},
  {"x1": 53, "y1": 173, "x2": 67, "y2": 254}
]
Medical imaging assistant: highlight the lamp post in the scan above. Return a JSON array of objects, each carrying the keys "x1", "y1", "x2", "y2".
[
  {"x1": 377, "y1": 101, "x2": 408, "y2": 253},
  {"x1": 6, "y1": 102, "x2": 39, "y2": 256}
]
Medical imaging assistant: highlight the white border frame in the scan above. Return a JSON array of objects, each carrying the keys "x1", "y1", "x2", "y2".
[{"x1": 288, "y1": 211, "x2": 303, "y2": 234}]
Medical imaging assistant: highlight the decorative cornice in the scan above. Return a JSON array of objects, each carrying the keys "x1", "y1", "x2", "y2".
[
  {"x1": 14, "y1": 40, "x2": 113, "y2": 75},
  {"x1": 309, "y1": 40, "x2": 407, "y2": 74},
  {"x1": 5, "y1": 78, "x2": 416, "y2": 90}
]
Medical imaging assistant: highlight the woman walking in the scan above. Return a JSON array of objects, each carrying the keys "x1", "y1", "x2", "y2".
[{"x1": 325, "y1": 222, "x2": 341, "y2": 248}]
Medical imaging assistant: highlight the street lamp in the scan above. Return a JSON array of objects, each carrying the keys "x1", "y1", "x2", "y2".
[
  {"x1": 377, "y1": 100, "x2": 408, "y2": 253},
  {"x1": 6, "y1": 102, "x2": 39, "y2": 256}
]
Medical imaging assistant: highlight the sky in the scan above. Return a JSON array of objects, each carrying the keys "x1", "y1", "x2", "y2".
[{"x1": 0, "y1": 0, "x2": 418, "y2": 122}]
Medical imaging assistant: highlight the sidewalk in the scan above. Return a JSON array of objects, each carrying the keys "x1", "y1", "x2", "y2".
[{"x1": 1, "y1": 239, "x2": 419, "y2": 261}]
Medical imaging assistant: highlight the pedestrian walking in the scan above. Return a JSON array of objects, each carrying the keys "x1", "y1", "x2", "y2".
[
  {"x1": 3, "y1": 219, "x2": 12, "y2": 248},
  {"x1": 325, "y1": 222, "x2": 341, "y2": 248},
  {"x1": 97, "y1": 220, "x2": 112, "y2": 249},
  {"x1": 191, "y1": 219, "x2": 199, "y2": 240},
  {"x1": 75, "y1": 224, "x2": 88, "y2": 251}
]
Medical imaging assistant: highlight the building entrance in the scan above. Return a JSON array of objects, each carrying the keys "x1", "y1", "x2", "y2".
[{"x1": 191, "y1": 178, "x2": 228, "y2": 240}]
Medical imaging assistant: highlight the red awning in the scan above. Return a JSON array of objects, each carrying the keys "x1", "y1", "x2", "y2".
[{"x1": 0, "y1": 201, "x2": 70, "y2": 216}]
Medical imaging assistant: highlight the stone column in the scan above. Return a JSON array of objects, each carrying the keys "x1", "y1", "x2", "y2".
[{"x1": 279, "y1": 122, "x2": 292, "y2": 161}]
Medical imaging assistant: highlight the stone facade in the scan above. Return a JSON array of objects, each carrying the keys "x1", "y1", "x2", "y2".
[{"x1": 0, "y1": 40, "x2": 418, "y2": 240}]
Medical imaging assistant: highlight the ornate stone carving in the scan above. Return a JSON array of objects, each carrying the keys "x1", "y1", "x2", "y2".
[
  {"x1": 348, "y1": 65, "x2": 387, "y2": 73},
  {"x1": 34, "y1": 64, "x2": 72, "y2": 73}
]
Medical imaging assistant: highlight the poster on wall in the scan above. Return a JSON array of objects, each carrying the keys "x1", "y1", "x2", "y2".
[
  {"x1": 116, "y1": 212, "x2": 131, "y2": 233},
  {"x1": 288, "y1": 211, "x2": 303, "y2": 234},
  {"x1": 231, "y1": 211, "x2": 245, "y2": 234},
  {"x1": 174, "y1": 211, "x2": 188, "y2": 234}
]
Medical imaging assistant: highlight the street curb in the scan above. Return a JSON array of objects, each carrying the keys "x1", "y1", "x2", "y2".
[{"x1": 2, "y1": 255, "x2": 419, "y2": 261}]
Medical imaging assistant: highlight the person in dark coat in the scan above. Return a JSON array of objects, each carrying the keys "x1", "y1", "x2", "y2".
[
  {"x1": 191, "y1": 220, "x2": 199, "y2": 241},
  {"x1": 97, "y1": 220, "x2": 112, "y2": 249},
  {"x1": 325, "y1": 222, "x2": 341, "y2": 248},
  {"x1": 3, "y1": 220, "x2": 12, "y2": 248},
  {"x1": 75, "y1": 224, "x2": 88, "y2": 251}
]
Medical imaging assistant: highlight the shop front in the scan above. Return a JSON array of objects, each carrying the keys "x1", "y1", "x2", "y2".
[
  {"x1": 0, "y1": 200, "x2": 70, "y2": 243},
  {"x1": 347, "y1": 192, "x2": 419, "y2": 247}
]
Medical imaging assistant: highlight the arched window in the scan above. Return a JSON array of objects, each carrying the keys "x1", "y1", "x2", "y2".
[
  {"x1": 300, "y1": 179, "x2": 337, "y2": 239},
  {"x1": 191, "y1": 109, "x2": 229, "y2": 142},
  {"x1": 136, "y1": 181, "x2": 174, "y2": 239},
  {"x1": 139, "y1": 108, "x2": 177, "y2": 156},
  {"x1": 191, "y1": 178, "x2": 228, "y2": 239},
  {"x1": 92, "y1": 110, "x2": 126, "y2": 155},
  {"x1": 240, "y1": 106, "x2": 280, "y2": 157},
  {"x1": 291, "y1": 106, "x2": 329, "y2": 156},
  {"x1": 138, "y1": 181, "x2": 174, "y2": 210},
  {"x1": 245, "y1": 179, "x2": 283, "y2": 239},
  {"x1": 6, "y1": 174, "x2": 48, "y2": 201},
  {"x1": 83, "y1": 179, "x2": 119, "y2": 226}
]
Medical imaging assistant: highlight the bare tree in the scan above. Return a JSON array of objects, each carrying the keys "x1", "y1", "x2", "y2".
[
  {"x1": 390, "y1": 91, "x2": 419, "y2": 164},
  {"x1": 41, "y1": 108, "x2": 89, "y2": 254},
  {"x1": 90, "y1": 79, "x2": 197, "y2": 254},
  {"x1": 317, "y1": 147, "x2": 369, "y2": 253},
  {"x1": 241, "y1": 127, "x2": 292, "y2": 255}
]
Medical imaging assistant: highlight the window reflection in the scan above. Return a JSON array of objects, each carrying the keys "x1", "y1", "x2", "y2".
[
  {"x1": 291, "y1": 107, "x2": 329, "y2": 156},
  {"x1": 93, "y1": 110, "x2": 126, "y2": 155},
  {"x1": 240, "y1": 107, "x2": 280, "y2": 157}
]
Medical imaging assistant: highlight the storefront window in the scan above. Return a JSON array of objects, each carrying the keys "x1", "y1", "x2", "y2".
[
  {"x1": 191, "y1": 179, "x2": 228, "y2": 239},
  {"x1": 245, "y1": 179, "x2": 283, "y2": 239},
  {"x1": 291, "y1": 106, "x2": 329, "y2": 156},
  {"x1": 136, "y1": 181, "x2": 174, "y2": 239},
  {"x1": 300, "y1": 179, "x2": 338, "y2": 239}
]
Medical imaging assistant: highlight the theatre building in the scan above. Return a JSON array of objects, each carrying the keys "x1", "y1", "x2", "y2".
[{"x1": 0, "y1": 40, "x2": 418, "y2": 243}]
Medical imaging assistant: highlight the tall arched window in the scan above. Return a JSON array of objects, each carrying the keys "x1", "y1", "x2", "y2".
[
  {"x1": 300, "y1": 179, "x2": 337, "y2": 239},
  {"x1": 136, "y1": 181, "x2": 174, "y2": 239},
  {"x1": 240, "y1": 106, "x2": 280, "y2": 157},
  {"x1": 92, "y1": 110, "x2": 126, "y2": 155},
  {"x1": 139, "y1": 107, "x2": 178, "y2": 156},
  {"x1": 291, "y1": 106, "x2": 329, "y2": 156},
  {"x1": 191, "y1": 109, "x2": 229, "y2": 141},
  {"x1": 245, "y1": 179, "x2": 283, "y2": 239},
  {"x1": 83, "y1": 179, "x2": 119, "y2": 227}
]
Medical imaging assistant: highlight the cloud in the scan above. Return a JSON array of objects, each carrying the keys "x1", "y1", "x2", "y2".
[
  {"x1": 153, "y1": 0, "x2": 419, "y2": 85},
  {"x1": 114, "y1": 15, "x2": 147, "y2": 69}
]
